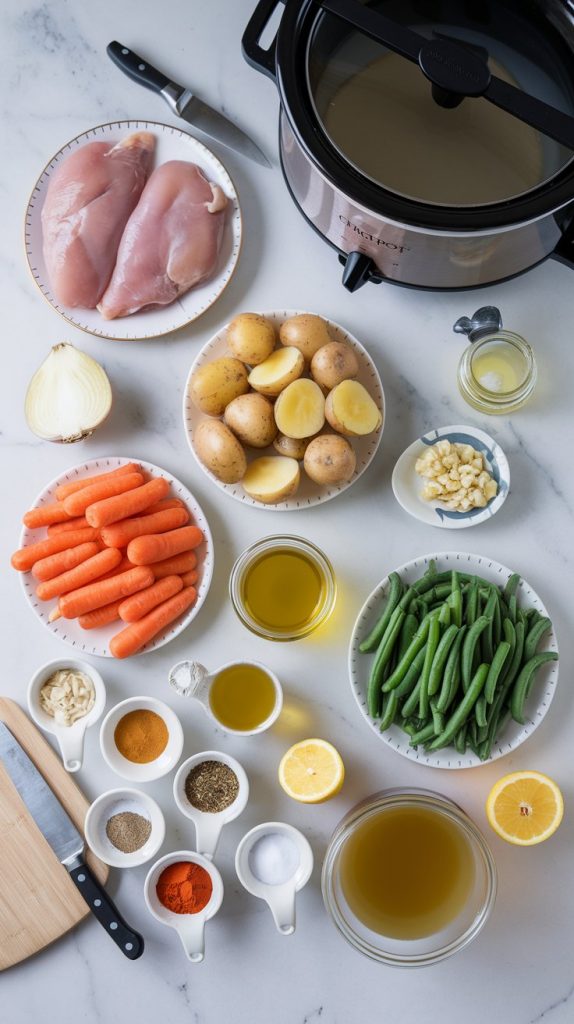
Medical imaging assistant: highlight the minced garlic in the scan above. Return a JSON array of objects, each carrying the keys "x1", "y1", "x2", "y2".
[
  {"x1": 39, "y1": 668, "x2": 95, "y2": 726},
  {"x1": 415, "y1": 439, "x2": 498, "y2": 512}
]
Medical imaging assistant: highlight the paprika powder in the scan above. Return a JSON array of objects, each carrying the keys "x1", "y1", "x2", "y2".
[{"x1": 156, "y1": 861, "x2": 213, "y2": 914}]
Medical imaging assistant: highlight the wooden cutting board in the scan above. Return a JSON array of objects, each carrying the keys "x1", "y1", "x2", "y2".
[{"x1": 0, "y1": 697, "x2": 108, "y2": 970}]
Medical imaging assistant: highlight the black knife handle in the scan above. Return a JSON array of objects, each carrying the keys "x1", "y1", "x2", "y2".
[
  {"x1": 69, "y1": 859, "x2": 144, "y2": 960},
  {"x1": 107, "y1": 41, "x2": 171, "y2": 94}
]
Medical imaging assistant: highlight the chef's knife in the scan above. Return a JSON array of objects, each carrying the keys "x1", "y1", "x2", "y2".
[
  {"x1": 107, "y1": 41, "x2": 271, "y2": 168},
  {"x1": 0, "y1": 721, "x2": 144, "y2": 960}
]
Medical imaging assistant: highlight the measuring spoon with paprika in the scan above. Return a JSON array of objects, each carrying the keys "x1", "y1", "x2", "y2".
[{"x1": 144, "y1": 851, "x2": 223, "y2": 962}]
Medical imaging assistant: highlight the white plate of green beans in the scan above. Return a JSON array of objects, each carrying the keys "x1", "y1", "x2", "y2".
[{"x1": 349, "y1": 552, "x2": 559, "y2": 769}]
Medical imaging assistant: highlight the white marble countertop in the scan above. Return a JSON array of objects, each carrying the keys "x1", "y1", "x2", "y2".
[{"x1": 1, "y1": 1, "x2": 573, "y2": 1021}]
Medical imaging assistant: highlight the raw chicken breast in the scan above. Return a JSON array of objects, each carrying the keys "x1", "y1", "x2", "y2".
[
  {"x1": 97, "y1": 161, "x2": 228, "y2": 320},
  {"x1": 41, "y1": 132, "x2": 156, "y2": 308}
]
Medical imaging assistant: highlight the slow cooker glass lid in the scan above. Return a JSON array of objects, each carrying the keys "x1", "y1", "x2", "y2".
[{"x1": 307, "y1": 0, "x2": 574, "y2": 208}]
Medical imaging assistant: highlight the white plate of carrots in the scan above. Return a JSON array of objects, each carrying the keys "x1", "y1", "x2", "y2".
[{"x1": 13, "y1": 457, "x2": 213, "y2": 658}]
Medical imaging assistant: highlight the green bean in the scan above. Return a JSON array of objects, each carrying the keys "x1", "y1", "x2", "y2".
[
  {"x1": 424, "y1": 559, "x2": 437, "y2": 580},
  {"x1": 438, "y1": 602, "x2": 451, "y2": 627},
  {"x1": 484, "y1": 640, "x2": 511, "y2": 703},
  {"x1": 477, "y1": 723, "x2": 488, "y2": 744},
  {"x1": 381, "y1": 614, "x2": 433, "y2": 692},
  {"x1": 510, "y1": 652, "x2": 559, "y2": 724},
  {"x1": 508, "y1": 594, "x2": 517, "y2": 624},
  {"x1": 504, "y1": 573, "x2": 520, "y2": 600},
  {"x1": 393, "y1": 647, "x2": 426, "y2": 698},
  {"x1": 409, "y1": 722, "x2": 436, "y2": 747},
  {"x1": 421, "y1": 582, "x2": 453, "y2": 605},
  {"x1": 379, "y1": 690, "x2": 400, "y2": 731},
  {"x1": 436, "y1": 626, "x2": 467, "y2": 712},
  {"x1": 468, "y1": 718, "x2": 478, "y2": 748},
  {"x1": 454, "y1": 723, "x2": 468, "y2": 755},
  {"x1": 430, "y1": 698, "x2": 444, "y2": 735},
  {"x1": 524, "y1": 617, "x2": 552, "y2": 662},
  {"x1": 499, "y1": 619, "x2": 516, "y2": 686},
  {"x1": 366, "y1": 607, "x2": 405, "y2": 717},
  {"x1": 480, "y1": 589, "x2": 497, "y2": 663},
  {"x1": 419, "y1": 615, "x2": 441, "y2": 718},
  {"x1": 461, "y1": 616, "x2": 490, "y2": 691},
  {"x1": 402, "y1": 720, "x2": 418, "y2": 738},
  {"x1": 359, "y1": 572, "x2": 402, "y2": 652},
  {"x1": 427, "y1": 624, "x2": 458, "y2": 697},
  {"x1": 401, "y1": 676, "x2": 423, "y2": 719},
  {"x1": 429, "y1": 663, "x2": 489, "y2": 750},
  {"x1": 448, "y1": 572, "x2": 463, "y2": 628},
  {"x1": 408, "y1": 597, "x2": 426, "y2": 619},
  {"x1": 398, "y1": 613, "x2": 419, "y2": 661},
  {"x1": 500, "y1": 619, "x2": 525, "y2": 688},
  {"x1": 493, "y1": 591, "x2": 502, "y2": 648},
  {"x1": 465, "y1": 577, "x2": 479, "y2": 626},
  {"x1": 475, "y1": 694, "x2": 487, "y2": 728}
]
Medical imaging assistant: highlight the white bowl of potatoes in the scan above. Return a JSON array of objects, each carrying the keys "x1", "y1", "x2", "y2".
[{"x1": 183, "y1": 310, "x2": 385, "y2": 509}]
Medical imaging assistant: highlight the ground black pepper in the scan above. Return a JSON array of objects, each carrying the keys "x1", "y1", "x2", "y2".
[
  {"x1": 105, "y1": 811, "x2": 152, "y2": 853},
  {"x1": 184, "y1": 760, "x2": 239, "y2": 813}
]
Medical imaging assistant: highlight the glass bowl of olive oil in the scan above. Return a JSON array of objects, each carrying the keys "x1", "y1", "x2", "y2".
[
  {"x1": 322, "y1": 789, "x2": 496, "y2": 966},
  {"x1": 229, "y1": 536, "x2": 336, "y2": 641}
]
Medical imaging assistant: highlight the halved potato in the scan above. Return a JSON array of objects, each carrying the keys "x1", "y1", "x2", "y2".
[
  {"x1": 310, "y1": 341, "x2": 359, "y2": 392},
  {"x1": 190, "y1": 357, "x2": 249, "y2": 416},
  {"x1": 224, "y1": 392, "x2": 277, "y2": 448},
  {"x1": 325, "y1": 380, "x2": 382, "y2": 436},
  {"x1": 248, "y1": 346, "x2": 305, "y2": 397},
  {"x1": 279, "y1": 314, "x2": 332, "y2": 361},
  {"x1": 227, "y1": 313, "x2": 276, "y2": 366},
  {"x1": 242, "y1": 456, "x2": 300, "y2": 504},
  {"x1": 194, "y1": 420, "x2": 247, "y2": 483},
  {"x1": 274, "y1": 379, "x2": 325, "y2": 439},
  {"x1": 273, "y1": 433, "x2": 310, "y2": 460},
  {"x1": 304, "y1": 435, "x2": 356, "y2": 485}
]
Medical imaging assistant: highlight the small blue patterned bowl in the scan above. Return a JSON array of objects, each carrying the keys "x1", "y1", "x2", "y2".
[{"x1": 392, "y1": 424, "x2": 510, "y2": 530}]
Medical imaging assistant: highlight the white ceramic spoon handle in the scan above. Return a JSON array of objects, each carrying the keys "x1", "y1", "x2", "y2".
[
  {"x1": 169, "y1": 661, "x2": 212, "y2": 708},
  {"x1": 55, "y1": 724, "x2": 86, "y2": 773},
  {"x1": 177, "y1": 916, "x2": 206, "y2": 962},
  {"x1": 266, "y1": 883, "x2": 296, "y2": 935},
  {"x1": 194, "y1": 815, "x2": 224, "y2": 861}
]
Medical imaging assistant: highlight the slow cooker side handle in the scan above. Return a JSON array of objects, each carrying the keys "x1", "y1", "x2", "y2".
[
  {"x1": 242, "y1": 0, "x2": 284, "y2": 81},
  {"x1": 552, "y1": 218, "x2": 574, "y2": 272}
]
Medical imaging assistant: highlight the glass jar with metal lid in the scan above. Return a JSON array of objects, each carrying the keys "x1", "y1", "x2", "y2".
[{"x1": 454, "y1": 306, "x2": 537, "y2": 414}]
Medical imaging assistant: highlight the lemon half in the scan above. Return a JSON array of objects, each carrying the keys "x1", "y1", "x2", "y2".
[
  {"x1": 486, "y1": 770, "x2": 563, "y2": 846},
  {"x1": 278, "y1": 738, "x2": 345, "y2": 803}
]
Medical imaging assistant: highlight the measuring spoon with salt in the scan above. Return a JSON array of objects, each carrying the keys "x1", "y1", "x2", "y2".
[{"x1": 235, "y1": 822, "x2": 313, "y2": 935}]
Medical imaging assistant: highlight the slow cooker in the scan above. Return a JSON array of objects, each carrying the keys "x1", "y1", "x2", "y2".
[{"x1": 242, "y1": 0, "x2": 574, "y2": 290}]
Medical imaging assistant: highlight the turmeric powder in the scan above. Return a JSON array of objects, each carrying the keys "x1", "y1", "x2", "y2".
[
  {"x1": 156, "y1": 861, "x2": 213, "y2": 914},
  {"x1": 114, "y1": 708, "x2": 168, "y2": 763}
]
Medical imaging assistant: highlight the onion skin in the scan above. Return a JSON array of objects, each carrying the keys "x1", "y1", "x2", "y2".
[{"x1": 25, "y1": 342, "x2": 112, "y2": 444}]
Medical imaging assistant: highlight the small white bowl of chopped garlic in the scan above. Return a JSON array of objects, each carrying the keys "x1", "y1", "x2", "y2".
[
  {"x1": 27, "y1": 659, "x2": 106, "y2": 772},
  {"x1": 392, "y1": 424, "x2": 509, "y2": 530}
]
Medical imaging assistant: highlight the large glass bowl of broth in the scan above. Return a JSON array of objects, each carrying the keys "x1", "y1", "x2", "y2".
[{"x1": 322, "y1": 789, "x2": 496, "y2": 966}]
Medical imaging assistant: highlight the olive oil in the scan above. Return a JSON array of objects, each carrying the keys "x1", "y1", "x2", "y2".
[
  {"x1": 339, "y1": 806, "x2": 476, "y2": 940},
  {"x1": 241, "y1": 548, "x2": 326, "y2": 635},
  {"x1": 209, "y1": 664, "x2": 277, "y2": 732}
]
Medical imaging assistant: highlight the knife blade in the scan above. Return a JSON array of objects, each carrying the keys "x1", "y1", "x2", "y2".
[
  {"x1": 0, "y1": 722, "x2": 144, "y2": 960},
  {"x1": 107, "y1": 41, "x2": 271, "y2": 168}
]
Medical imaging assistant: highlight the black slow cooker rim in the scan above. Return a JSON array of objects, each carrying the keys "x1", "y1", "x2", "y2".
[{"x1": 275, "y1": 0, "x2": 574, "y2": 231}]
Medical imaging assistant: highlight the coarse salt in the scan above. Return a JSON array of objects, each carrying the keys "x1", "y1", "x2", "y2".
[{"x1": 248, "y1": 832, "x2": 300, "y2": 886}]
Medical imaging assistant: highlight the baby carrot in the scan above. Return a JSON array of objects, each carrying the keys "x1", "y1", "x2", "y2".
[
  {"x1": 152, "y1": 551, "x2": 197, "y2": 579},
  {"x1": 58, "y1": 566, "x2": 154, "y2": 619},
  {"x1": 86, "y1": 477, "x2": 170, "y2": 529},
  {"x1": 48, "y1": 515, "x2": 90, "y2": 536},
  {"x1": 119, "y1": 575, "x2": 183, "y2": 623},
  {"x1": 110, "y1": 586, "x2": 197, "y2": 658},
  {"x1": 36, "y1": 548, "x2": 122, "y2": 602},
  {"x1": 32, "y1": 541, "x2": 100, "y2": 582},
  {"x1": 55, "y1": 463, "x2": 141, "y2": 501},
  {"x1": 78, "y1": 600, "x2": 123, "y2": 630},
  {"x1": 100, "y1": 506, "x2": 189, "y2": 549},
  {"x1": 180, "y1": 569, "x2": 198, "y2": 588},
  {"x1": 11, "y1": 527, "x2": 98, "y2": 572},
  {"x1": 136, "y1": 497, "x2": 185, "y2": 516},
  {"x1": 63, "y1": 472, "x2": 144, "y2": 517},
  {"x1": 98, "y1": 554, "x2": 133, "y2": 580},
  {"x1": 23, "y1": 502, "x2": 70, "y2": 529},
  {"x1": 128, "y1": 526, "x2": 203, "y2": 566}
]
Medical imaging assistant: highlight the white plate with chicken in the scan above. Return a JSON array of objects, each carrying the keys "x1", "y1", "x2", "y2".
[{"x1": 25, "y1": 120, "x2": 242, "y2": 340}]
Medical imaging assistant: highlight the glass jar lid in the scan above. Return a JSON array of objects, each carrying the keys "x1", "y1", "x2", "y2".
[{"x1": 307, "y1": 0, "x2": 574, "y2": 208}]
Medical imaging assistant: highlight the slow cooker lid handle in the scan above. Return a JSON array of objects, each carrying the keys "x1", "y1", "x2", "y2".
[{"x1": 320, "y1": 0, "x2": 574, "y2": 151}]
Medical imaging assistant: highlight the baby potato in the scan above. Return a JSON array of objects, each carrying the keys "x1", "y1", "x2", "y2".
[
  {"x1": 194, "y1": 420, "x2": 247, "y2": 483},
  {"x1": 242, "y1": 456, "x2": 300, "y2": 504},
  {"x1": 310, "y1": 341, "x2": 359, "y2": 391},
  {"x1": 224, "y1": 392, "x2": 277, "y2": 448},
  {"x1": 325, "y1": 380, "x2": 382, "y2": 436},
  {"x1": 304, "y1": 435, "x2": 356, "y2": 485},
  {"x1": 274, "y1": 378, "x2": 325, "y2": 439},
  {"x1": 227, "y1": 313, "x2": 277, "y2": 366},
  {"x1": 248, "y1": 346, "x2": 305, "y2": 397},
  {"x1": 190, "y1": 357, "x2": 249, "y2": 416},
  {"x1": 273, "y1": 433, "x2": 310, "y2": 460},
  {"x1": 279, "y1": 314, "x2": 333, "y2": 361}
]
